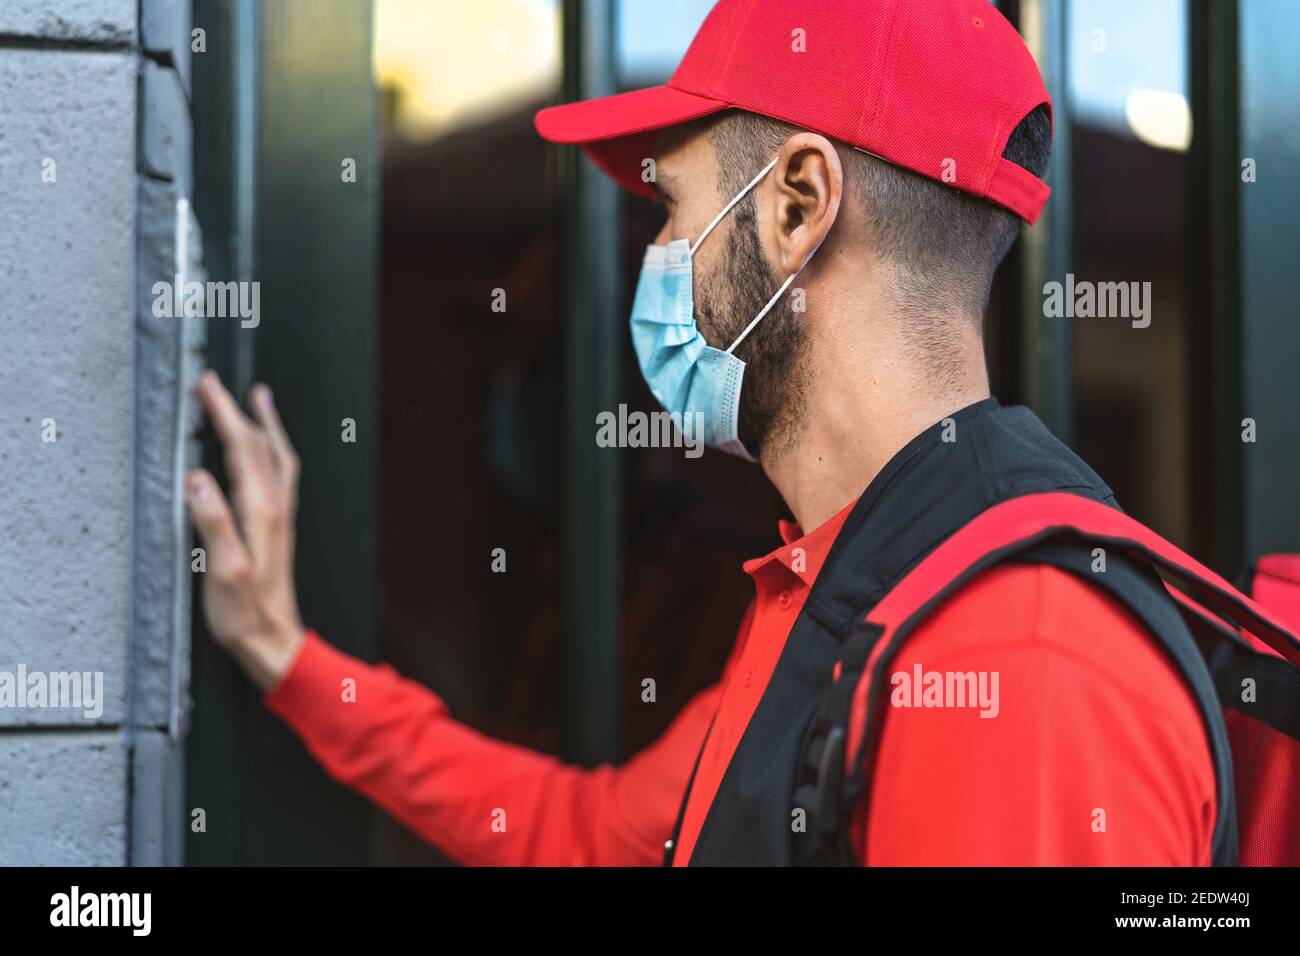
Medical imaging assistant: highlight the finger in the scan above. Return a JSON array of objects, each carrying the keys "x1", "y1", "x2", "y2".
[
  {"x1": 197, "y1": 370, "x2": 277, "y2": 503},
  {"x1": 185, "y1": 469, "x2": 249, "y2": 570},
  {"x1": 249, "y1": 384, "x2": 299, "y2": 478},
  {"x1": 197, "y1": 369, "x2": 256, "y2": 449}
]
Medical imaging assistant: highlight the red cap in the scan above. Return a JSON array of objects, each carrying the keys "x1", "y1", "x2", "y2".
[{"x1": 535, "y1": 0, "x2": 1052, "y2": 223}]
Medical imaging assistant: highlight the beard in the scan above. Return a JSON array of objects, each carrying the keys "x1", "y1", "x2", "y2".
[{"x1": 695, "y1": 198, "x2": 810, "y2": 460}]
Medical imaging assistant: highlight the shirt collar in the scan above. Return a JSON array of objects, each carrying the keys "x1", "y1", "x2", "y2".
[
  {"x1": 739, "y1": 398, "x2": 1006, "y2": 592},
  {"x1": 743, "y1": 496, "x2": 859, "y2": 588}
]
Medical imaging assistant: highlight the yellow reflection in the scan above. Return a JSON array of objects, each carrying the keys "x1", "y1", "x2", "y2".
[
  {"x1": 374, "y1": 0, "x2": 560, "y2": 142},
  {"x1": 1124, "y1": 88, "x2": 1192, "y2": 152}
]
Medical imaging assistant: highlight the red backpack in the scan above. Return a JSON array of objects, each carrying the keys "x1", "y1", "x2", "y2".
[
  {"x1": 1231, "y1": 553, "x2": 1300, "y2": 863},
  {"x1": 815, "y1": 492, "x2": 1300, "y2": 865}
]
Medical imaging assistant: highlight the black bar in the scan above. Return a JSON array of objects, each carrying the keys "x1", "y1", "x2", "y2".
[
  {"x1": 559, "y1": 0, "x2": 623, "y2": 765},
  {"x1": 1187, "y1": 0, "x2": 1242, "y2": 575},
  {"x1": 1014, "y1": 0, "x2": 1074, "y2": 445},
  {"x1": 186, "y1": 0, "x2": 381, "y2": 864},
  {"x1": 0, "y1": 866, "x2": 1284, "y2": 941}
]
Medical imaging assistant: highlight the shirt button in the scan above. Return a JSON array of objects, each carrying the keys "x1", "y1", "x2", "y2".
[
  {"x1": 743, "y1": 669, "x2": 753, "y2": 687},
  {"x1": 777, "y1": 589, "x2": 792, "y2": 609}
]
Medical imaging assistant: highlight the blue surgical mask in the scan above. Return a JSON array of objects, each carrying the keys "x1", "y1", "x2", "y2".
[{"x1": 629, "y1": 156, "x2": 822, "y2": 461}]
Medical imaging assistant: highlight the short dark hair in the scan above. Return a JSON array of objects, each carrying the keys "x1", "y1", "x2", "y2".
[{"x1": 706, "y1": 104, "x2": 1052, "y2": 323}]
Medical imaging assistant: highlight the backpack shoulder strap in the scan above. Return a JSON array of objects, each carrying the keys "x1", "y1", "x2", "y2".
[
  {"x1": 798, "y1": 492, "x2": 1300, "y2": 866},
  {"x1": 847, "y1": 492, "x2": 1300, "y2": 753}
]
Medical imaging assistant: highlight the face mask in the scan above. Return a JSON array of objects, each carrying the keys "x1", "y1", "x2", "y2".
[{"x1": 629, "y1": 156, "x2": 823, "y2": 461}]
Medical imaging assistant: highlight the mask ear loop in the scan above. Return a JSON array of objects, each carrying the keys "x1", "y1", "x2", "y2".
[
  {"x1": 724, "y1": 241, "x2": 822, "y2": 355},
  {"x1": 688, "y1": 156, "x2": 781, "y2": 258},
  {"x1": 683, "y1": 153, "x2": 825, "y2": 355}
]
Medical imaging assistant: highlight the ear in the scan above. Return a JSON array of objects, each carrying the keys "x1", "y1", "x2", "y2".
[{"x1": 766, "y1": 133, "x2": 843, "y2": 277}]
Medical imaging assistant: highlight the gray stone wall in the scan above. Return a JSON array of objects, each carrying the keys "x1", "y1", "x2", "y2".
[{"x1": 0, "y1": 1, "x2": 198, "y2": 865}]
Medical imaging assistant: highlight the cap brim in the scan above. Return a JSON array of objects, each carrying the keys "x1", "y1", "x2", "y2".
[{"x1": 535, "y1": 84, "x2": 730, "y2": 200}]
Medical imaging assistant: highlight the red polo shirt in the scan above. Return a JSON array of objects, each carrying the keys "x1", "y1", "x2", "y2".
[{"x1": 264, "y1": 499, "x2": 1216, "y2": 865}]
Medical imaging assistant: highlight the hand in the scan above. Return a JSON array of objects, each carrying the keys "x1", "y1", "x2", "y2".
[{"x1": 186, "y1": 369, "x2": 305, "y2": 691}]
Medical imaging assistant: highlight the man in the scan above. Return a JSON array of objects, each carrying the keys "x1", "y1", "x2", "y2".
[{"x1": 187, "y1": 0, "x2": 1222, "y2": 865}]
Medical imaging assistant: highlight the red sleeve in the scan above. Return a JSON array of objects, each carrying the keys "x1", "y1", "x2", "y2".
[
  {"x1": 263, "y1": 619, "x2": 745, "y2": 866},
  {"x1": 854, "y1": 563, "x2": 1217, "y2": 865}
]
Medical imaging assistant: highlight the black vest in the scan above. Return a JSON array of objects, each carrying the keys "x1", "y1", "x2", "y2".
[{"x1": 667, "y1": 398, "x2": 1235, "y2": 866}]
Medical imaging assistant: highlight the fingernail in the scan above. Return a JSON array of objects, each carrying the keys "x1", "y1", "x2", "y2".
[{"x1": 189, "y1": 475, "x2": 211, "y2": 500}]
